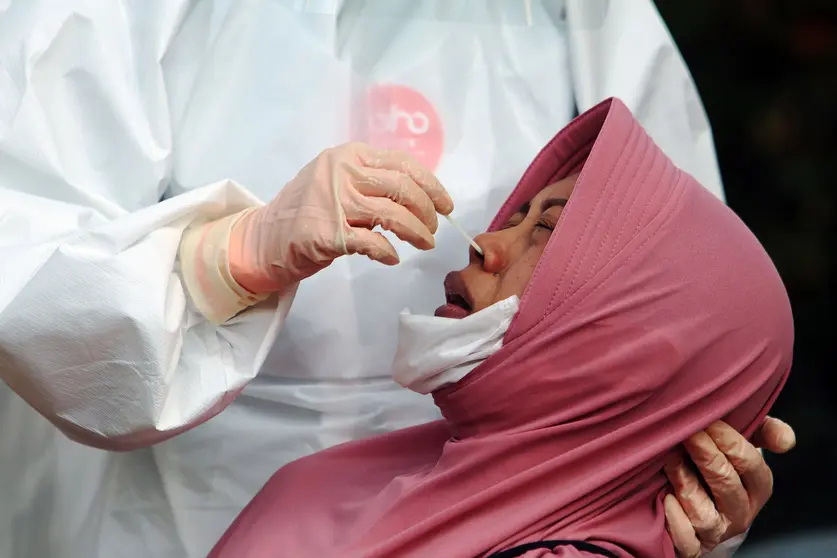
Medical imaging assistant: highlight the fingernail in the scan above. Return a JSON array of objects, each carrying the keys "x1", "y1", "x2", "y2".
[{"x1": 779, "y1": 430, "x2": 796, "y2": 451}]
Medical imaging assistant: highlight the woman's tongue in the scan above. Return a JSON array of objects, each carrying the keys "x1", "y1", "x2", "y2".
[{"x1": 434, "y1": 302, "x2": 471, "y2": 319}]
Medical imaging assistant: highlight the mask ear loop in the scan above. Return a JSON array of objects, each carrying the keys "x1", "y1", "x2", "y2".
[{"x1": 443, "y1": 213, "x2": 483, "y2": 256}]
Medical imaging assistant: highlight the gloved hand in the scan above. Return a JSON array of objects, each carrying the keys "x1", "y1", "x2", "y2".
[
  {"x1": 663, "y1": 417, "x2": 796, "y2": 558},
  {"x1": 179, "y1": 143, "x2": 453, "y2": 324},
  {"x1": 228, "y1": 142, "x2": 453, "y2": 295}
]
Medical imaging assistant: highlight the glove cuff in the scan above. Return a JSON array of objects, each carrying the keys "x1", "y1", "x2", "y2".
[{"x1": 180, "y1": 209, "x2": 269, "y2": 324}]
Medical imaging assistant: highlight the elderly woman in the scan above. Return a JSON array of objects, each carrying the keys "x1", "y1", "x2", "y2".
[{"x1": 207, "y1": 99, "x2": 793, "y2": 557}]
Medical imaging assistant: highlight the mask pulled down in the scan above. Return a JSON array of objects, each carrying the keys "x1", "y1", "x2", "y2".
[{"x1": 391, "y1": 296, "x2": 520, "y2": 394}]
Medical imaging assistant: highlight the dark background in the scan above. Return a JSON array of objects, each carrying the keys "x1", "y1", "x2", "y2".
[{"x1": 655, "y1": 0, "x2": 836, "y2": 548}]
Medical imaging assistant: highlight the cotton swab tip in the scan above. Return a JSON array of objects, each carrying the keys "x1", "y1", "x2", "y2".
[{"x1": 443, "y1": 213, "x2": 483, "y2": 256}]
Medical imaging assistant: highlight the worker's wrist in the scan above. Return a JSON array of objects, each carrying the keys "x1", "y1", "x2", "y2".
[
  {"x1": 180, "y1": 210, "x2": 270, "y2": 324},
  {"x1": 228, "y1": 209, "x2": 268, "y2": 295},
  {"x1": 227, "y1": 208, "x2": 294, "y2": 296}
]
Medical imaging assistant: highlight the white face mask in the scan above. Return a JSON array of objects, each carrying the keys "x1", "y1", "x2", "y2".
[{"x1": 391, "y1": 296, "x2": 520, "y2": 394}]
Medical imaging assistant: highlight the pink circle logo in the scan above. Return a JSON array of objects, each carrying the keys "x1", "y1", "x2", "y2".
[{"x1": 362, "y1": 85, "x2": 444, "y2": 172}]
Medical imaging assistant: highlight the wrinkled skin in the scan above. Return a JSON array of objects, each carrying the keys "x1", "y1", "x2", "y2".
[{"x1": 665, "y1": 417, "x2": 796, "y2": 557}]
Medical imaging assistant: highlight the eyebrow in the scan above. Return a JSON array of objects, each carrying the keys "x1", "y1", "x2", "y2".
[{"x1": 518, "y1": 197, "x2": 569, "y2": 215}]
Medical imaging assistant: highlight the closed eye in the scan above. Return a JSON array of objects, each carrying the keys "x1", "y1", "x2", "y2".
[{"x1": 535, "y1": 219, "x2": 555, "y2": 231}]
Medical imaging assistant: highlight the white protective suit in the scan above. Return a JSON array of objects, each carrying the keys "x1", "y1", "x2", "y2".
[{"x1": 0, "y1": 1, "x2": 731, "y2": 557}]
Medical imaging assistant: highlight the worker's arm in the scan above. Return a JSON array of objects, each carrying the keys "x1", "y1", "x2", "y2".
[
  {"x1": 0, "y1": 182, "x2": 292, "y2": 451},
  {"x1": 1, "y1": 139, "x2": 450, "y2": 452},
  {"x1": 0, "y1": 0, "x2": 290, "y2": 450}
]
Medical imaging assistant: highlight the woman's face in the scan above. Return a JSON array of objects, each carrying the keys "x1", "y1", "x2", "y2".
[{"x1": 436, "y1": 174, "x2": 579, "y2": 319}]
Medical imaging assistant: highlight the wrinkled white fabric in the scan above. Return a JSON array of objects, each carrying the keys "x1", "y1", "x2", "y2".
[
  {"x1": 0, "y1": 1, "x2": 736, "y2": 558},
  {"x1": 566, "y1": 0, "x2": 724, "y2": 201},
  {"x1": 392, "y1": 296, "x2": 519, "y2": 394},
  {"x1": 0, "y1": 179, "x2": 293, "y2": 449}
]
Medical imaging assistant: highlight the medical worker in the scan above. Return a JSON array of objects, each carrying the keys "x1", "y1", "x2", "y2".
[{"x1": 0, "y1": 2, "x2": 794, "y2": 558}]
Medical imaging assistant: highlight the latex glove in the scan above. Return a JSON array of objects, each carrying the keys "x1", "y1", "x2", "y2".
[
  {"x1": 228, "y1": 142, "x2": 453, "y2": 296},
  {"x1": 663, "y1": 417, "x2": 797, "y2": 558},
  {"x1": 179, "y1": 143, "x2": 453, "y2": 323}
]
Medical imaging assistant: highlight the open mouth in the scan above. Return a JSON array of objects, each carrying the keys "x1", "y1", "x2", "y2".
[
  {"x1": 445, "y1": 291, "x2": 472, "y2": 313},
  {"x1": 435, "y1": 272, "x2": 474, "y2": 319}
]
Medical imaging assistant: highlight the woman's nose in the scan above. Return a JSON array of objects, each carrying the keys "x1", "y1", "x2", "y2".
[{"x1": 473, "y1": 231, "x2": 507, "y2": 274}]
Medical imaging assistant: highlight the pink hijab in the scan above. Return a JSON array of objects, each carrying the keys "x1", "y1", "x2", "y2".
[{"x1": 209, "y1": 98, "x2": 793, "y2": 558}]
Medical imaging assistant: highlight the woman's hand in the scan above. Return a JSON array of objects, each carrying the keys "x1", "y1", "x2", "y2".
[
  {"x1": 663, "y1": 417, "x2": 796, "y2": 557},
  {"x1": 229, "y1": 142, "x2": 454, "y2": 294}
]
